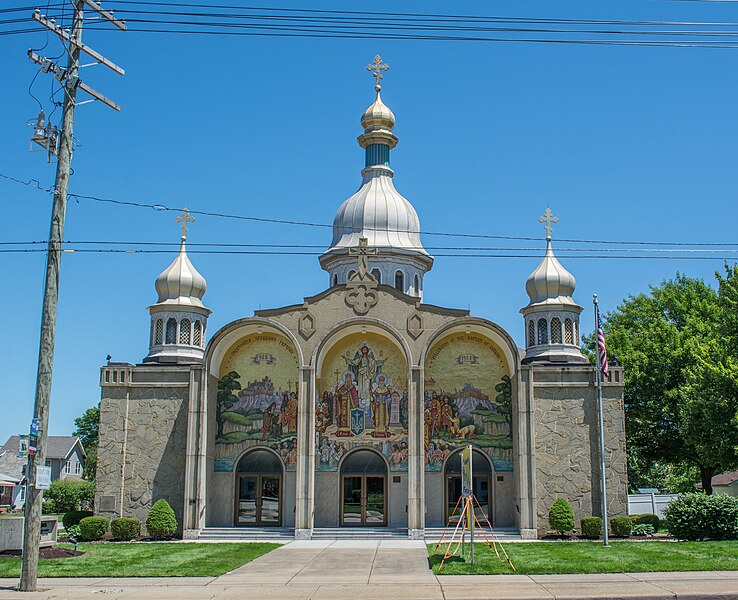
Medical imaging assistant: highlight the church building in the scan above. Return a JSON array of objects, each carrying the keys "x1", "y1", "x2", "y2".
[{"x1": 96, "y1": 57, "x2": 627, "y2": 540}]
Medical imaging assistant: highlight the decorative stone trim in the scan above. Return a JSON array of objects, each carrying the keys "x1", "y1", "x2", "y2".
[
  {"x1": 407, "y1": 312, "x2": 423, "y2": 339},
  {"x1": 345, "y1": 284, "x2": 379, "y2": 315},
  {"x1": 298, "y1": 311, "x2": 317, "y2": 339}
]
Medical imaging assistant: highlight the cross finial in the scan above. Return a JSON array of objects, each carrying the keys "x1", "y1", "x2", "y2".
[
  {"x1": 176, "y1": 208, "x2": 195, "y2": 239},
  {"x1": 366, "y1": 54, "x2": 389, "y2": 92},
  {"x1": 538, "y1": 208, "x2": 558, "y2": 240},
  {"x1": 348, "y1": 237, "x2": 379, "y2": 280}
]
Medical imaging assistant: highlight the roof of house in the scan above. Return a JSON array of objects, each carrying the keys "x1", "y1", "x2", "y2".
[
  {"x1": 0, "y1": 435, "x2": 84, "y2": 480},
  {"x1": 712, "y1": 470, "x2": 738, "y2": 487},
  {"x1": 0, "y1": 472, "x2": 20, "y2": 485}
]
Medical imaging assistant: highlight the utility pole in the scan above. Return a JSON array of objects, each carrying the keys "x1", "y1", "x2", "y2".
[{"x1": 20, "y1": 1, "x2": 124, "y2": 592}]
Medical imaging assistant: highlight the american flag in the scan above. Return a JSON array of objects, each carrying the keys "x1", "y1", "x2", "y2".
[{"x1": 596, "y1": 305, "x2": 610, "y2": 378}]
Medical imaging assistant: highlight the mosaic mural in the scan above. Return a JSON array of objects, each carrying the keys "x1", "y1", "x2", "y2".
[
  {"x1": 214, "y1": 333, "x2": 299, "y2": 472},
  {"x1": 424, "y1": 334, "x2": 513, "y2": 472},
  {"x1": 316, "y1": 333, "x2": 409, "y2": 471}
]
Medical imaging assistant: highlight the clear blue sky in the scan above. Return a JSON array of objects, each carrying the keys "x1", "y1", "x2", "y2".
[{"x1": 1, "y1": 0, "x2": 737, "y2": 440}]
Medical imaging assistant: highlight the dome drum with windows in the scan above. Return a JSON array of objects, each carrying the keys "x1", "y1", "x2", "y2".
[
  {"x1": 520, "y1": 209, "x2": 587, "y2": 364},
  {"x1": 145, "y1": 209, "x2": 211, "y2": 364}
]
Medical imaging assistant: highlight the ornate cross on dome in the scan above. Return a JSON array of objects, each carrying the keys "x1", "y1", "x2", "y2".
[
  {"x1": 538, "y1": 208, "x2": 558, "y2": 240},
  {"x1": 349, "y1": 237, "x2": 378, "y2": 280},
  {"x1": 176, "y1": 208, "x2": 195, "y2": 238},
  {"x1": 366, "y1": 54, "x2": 389, "y2": 90}
]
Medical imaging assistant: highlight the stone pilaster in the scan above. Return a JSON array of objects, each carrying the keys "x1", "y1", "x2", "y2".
[
  {"x1": 295, "y1": 366, "x2": 315, "y2": 538},
  {"x1": 407, "y1": 366, "x2": 424, "y2": 538},
  {"x1": 516, "y1": 366, "x2": 537, "y2": 539}
]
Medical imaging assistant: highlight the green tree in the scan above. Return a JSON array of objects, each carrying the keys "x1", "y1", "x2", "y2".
[
  {"x1": 593, "y1": 273, "x2": 738, "y2": 494},
  {"x1": 216, "y1": 371, "x2": 241, "y2": 437},
  {"x1": 74, "y1": 405, "x2": 100, "y2": 481},
  {"x1": 495, "y1": 375, "x2": 513, "y2": 436}
]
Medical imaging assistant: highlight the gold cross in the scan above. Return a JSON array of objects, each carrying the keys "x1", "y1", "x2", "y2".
[
  {"x1": 176, "y1": 208, "x2": 195, "y2": 238},
  {"x1": 538, "y1": 208, "x2": 558, "y2": 239},
  {"x1": 348, "y1": 237, "x2": 378, "y2": 279},
  {"x1": 366, "y1": 54, "x2": 389, "y2": 90}
]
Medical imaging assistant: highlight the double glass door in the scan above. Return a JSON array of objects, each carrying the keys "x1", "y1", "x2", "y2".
[
  {"x1": 446, "y1": 475, "x2": 491, "y2": 525},
  {"x1": 341, "y1": 475, "x2": 386, "y2": 526},
  {"x1": 237, "y1": 474, "x2": 281, "y2": 526}
]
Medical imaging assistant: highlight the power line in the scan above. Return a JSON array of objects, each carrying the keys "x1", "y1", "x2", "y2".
[{"x1": 2, "y1": 171, "x2": 736, "y2": 247}]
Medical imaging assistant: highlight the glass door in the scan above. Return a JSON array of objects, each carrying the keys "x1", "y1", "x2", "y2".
[
  {"x1": 446, "y1": 475, "x2": 492, "y2": 526},
  {"x1": 237, "y1": 474, "x2": 282, "y2": 526},
  {"x1": 341, "y1": 475, "x2": 386, "y2": 526}
]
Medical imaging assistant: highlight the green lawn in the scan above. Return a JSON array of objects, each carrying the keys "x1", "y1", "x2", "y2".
[
  {"x1": 0, "y1": 542, "x2": 279, "y2": 577},
  {"x1": 429, "y1": 541, "x2": 738, "y2": 575}
]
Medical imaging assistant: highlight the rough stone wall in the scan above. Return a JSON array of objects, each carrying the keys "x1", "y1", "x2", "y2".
[
  {"x1": 97, "y1": 365, "x2": 191, "y2": 533},
  {"x1": 533, "y1": 366, "x2": 627, "y2": 534}
]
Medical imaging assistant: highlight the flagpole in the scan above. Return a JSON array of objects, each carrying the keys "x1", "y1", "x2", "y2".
[{"x1": 593, "y1": 294, "x2": 609, "y2": 547}]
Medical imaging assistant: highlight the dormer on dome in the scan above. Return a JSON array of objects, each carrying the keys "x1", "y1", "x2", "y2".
[
  {"x1": 520, "y1": 209, "x2": 587, "y2": 364},
  {"x1": 320, "y1": 55, "x2": 433, "y2": 299},
  {"x1": 144, "y1": 209, "x2": 211, "y2": 365}
]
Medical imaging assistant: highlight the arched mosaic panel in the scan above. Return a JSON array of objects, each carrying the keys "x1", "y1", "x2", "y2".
[
  {"x1": 316, "y1": 332, "x2": 408, "y2": 471},
  {"x1": 424, "y1": 333, "x2": 513, "y2": 472},
  {"x1": 214, "y1": 333, "x2": 299, "y2": 472}
]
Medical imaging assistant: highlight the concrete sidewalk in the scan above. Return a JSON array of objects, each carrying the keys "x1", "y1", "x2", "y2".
[{"x1": 1, "y1": 540, "x2": 738, "y2": 599}]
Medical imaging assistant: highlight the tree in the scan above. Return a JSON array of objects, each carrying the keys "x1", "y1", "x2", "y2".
[
  {"x1": 216, "y1": 371, "x2": 241, "y2": 437},
  {"x1": 495, "y1": 375, "x2": 513, "y2": 436},
  {"x1": 73, "y1": 405, "x2": 100, "y2": 481},
  {"x1": 594, "y1": 272, "x2": 738, "y2": 494}
]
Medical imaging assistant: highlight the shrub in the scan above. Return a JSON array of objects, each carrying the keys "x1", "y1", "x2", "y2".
[
  {"x1": 111, "y1": 517, "x2": 140, "y2": 541},
  {"x1": 65, "y1": 524, "x2": 81, "y2": 539},
  {"x1": 63, "y1": 510, "x2": 94, "y2": 530},
  {"x1": 630, "y1": 513, "x2": 660, "y2": 532},
  {"x1": 548, "y1": 498, "x2": 575, "y2": 535},
  {"x1": 610, "y1": 516, "x2": 633, "y2": 537},
  {"x1": 41, "y1": 500, "x2": 56, "y2": 515},
  {"x1": 665, "y1": 493, "x2": 738, "y2": 541},
  {"x1": 581, "y1": 516, "x2": 603, "y2": 539},
  {"x1": 146, "y1": 499, "x2": 177, "y2": 539},
  {"x1": 632, "y1": 523, "x2": 655, "y2": 536},
  {"x1": 46, "y1": 480, "x2": 95, "y2": 513},
  {"x1": 79, "y1": 516, "x2": 109, "y2": 541}
]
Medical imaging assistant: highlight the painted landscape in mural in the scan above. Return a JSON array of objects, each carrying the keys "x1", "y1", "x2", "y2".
[
  {"x1": 424, "y1": 334, "x2": 513, "y2": 472},
  {"x1": 214, "y1": 334, "x2": 299, "y2": 472},
  {"x1": 316, "y1": 333, "x2": 409, "y2": 471}
]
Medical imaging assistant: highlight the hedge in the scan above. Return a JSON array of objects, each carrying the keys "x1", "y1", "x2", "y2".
[
  {"x1": 581, "y1": 516, "x2": 603, "y2": 539},
  {"x1": 610, "y1": 516, "x2": 633, "y2": 537},
  {"x1": 630, "y1": 513, "x2": 660, "y2": 533},
  {"x1": 665, "y1": 493, "x2": 738, "y2": 541},
  {"x1": 146, "y1": 499, "x2": 177, "y2": 539},
  {"x1": 79, "y1": 516, "x2": 109, "y2": 541},
  {"x1": 63, "y1": 510, "x2": 94, "y2": 530},
  {"x1": 549, "y1": 498, "x2": 575, "y2": 534},
  {"x1": 111, "y1": 517, "x2": 141, "y2": 541}
]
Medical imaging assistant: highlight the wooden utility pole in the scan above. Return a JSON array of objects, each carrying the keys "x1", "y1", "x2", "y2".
[{"x1": 20, "y1": 1, "x2": 124, "y2": 592}]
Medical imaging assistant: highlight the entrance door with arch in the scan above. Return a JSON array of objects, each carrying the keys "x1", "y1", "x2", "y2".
[
  {"x1": 235, "y1": 450, "x2": 283, "y2": 527},
  {"x1": 340, "y1": 450, "x2": 387, "y2": 526},
  {"x1": 444, "y1": 449, "x2": 493, "y2": 525}
]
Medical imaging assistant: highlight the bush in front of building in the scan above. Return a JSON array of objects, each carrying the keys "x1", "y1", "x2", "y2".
[
  {"x1": 146, "y1": 499, "x2": 177, "y2": 539},
  {"x1": 548, "y1": 497, "x2": 575, "y2": 535},
  {"x1": 46, "y1": 480, "x2": 95, "y2": 513},
  {"x1": 62, "y1": 509, "x2": 94, "y2": 530},
  {"x1": 580, "y1": 516, "x2": 603, "y2": 539},
  {"x1": 630, "y1": 513, "x2": 660, "y2": 533},
  {"x1": 610, "y1": 516, "x2": 633, "y2": 537},
  {"x1": 111, "y1": 517, "x2": 141, "y2": 541},
  {"x1": 79, "y1": 516, "x2": 109, "y2": 541},
  {"x1": 631, "y1": 523, "x2": 655, "y2": 536},
  {"x1": 665, "y1": 493, "x2": 738, "y2": 541},
  {"x1": 65, "y1": 524, "x2": 81, "y2": 539},
  {"x1": 41, "y1": 500, "x2": 56, "y2": 515}
]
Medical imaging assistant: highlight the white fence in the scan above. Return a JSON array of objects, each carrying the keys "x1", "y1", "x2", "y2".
[{"x1": 627, "y1": 493, "x2": 677, "y2": 519}]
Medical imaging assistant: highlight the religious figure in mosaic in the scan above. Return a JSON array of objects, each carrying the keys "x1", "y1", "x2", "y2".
[
  {"x1": 344, "y1": 345, "x2": 385, "y2": 403},
  {"x1": 336, "y1": 372, "x2": 360, "y2": 436}
]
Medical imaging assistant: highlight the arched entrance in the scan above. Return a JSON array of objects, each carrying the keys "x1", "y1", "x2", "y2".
[
  {"x1": 444, "y1": 449, "x2": 493, "y2": 525},
  {"x1": 340, "y1": 449, "x2": 388, "y2": 527},
  {"x1": 235, "y1": 449, "x2": 283, "y2": 527}
]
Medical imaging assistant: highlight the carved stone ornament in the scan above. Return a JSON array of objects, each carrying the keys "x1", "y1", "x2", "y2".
[
  {"x1": 345, "y1": 284, "x2": 379, "y2": 315},
  {"x1": 299, "y1": 311, "x2": 316, "y2": 339},
  {"x1": 407, "y1": 312, "x2": 423, "y2": 339}
]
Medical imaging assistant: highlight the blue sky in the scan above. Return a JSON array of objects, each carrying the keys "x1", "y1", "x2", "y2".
[{"x1": 1, "y1": 0, "x2": 737, "y2": 440}]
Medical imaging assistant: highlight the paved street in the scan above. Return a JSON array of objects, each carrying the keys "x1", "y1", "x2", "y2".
[{"x1": 1, "y1": 540, "x2": 738, "y2": 599}]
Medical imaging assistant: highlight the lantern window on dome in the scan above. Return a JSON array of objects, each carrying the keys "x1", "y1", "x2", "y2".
[
  {"x1": 155, "y1": 319, "x2": 163, "y2": 345},
  {"x1": 564, "y1": 319, "x2": 573, "y2": 344},
  {"x1": 395, "y1": 270, "x2": 404, "y2": 292},
  {"x1": 528, "y1": 321, "x2": 536, "y2": 347},
  {"x1": 537, "y1": 319, "x2": 548, "y2": 345},
  {"x1": 193, "y1": 321, "x2": 202, "y2": 347},
  {"x1": 180, "y1": 319, "x2": 191, "y2": 345},
  {"x1": 371, "y1": 268, "x2": 381, "y2": 283},
  {"x1": 166, "y1": 318, "x2": 177, "y2": 344},
  {"x1": 551, "y1": 317, "x2": 562, "y2": 344}
]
